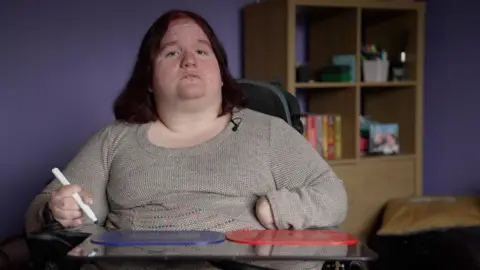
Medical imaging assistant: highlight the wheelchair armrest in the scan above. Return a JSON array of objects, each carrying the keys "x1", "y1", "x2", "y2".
[
  {"x1": 26, "y1": 229, "x2": 91, "y2": 268},
  {"x1": 24, "y1": 227, "x2": 344, "y2": 270},
  {"x1": 210, "y1": 261, "x2": 274, "y2": 270}
]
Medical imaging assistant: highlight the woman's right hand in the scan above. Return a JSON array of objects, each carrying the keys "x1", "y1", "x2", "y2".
[{"x1": 48, "y1": 184, "x2": 93, "y2": 228}]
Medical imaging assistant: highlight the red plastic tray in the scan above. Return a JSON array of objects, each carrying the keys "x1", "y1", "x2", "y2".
[{"x1": 226, "y1": 230, "x2": 358, "y2": 246}]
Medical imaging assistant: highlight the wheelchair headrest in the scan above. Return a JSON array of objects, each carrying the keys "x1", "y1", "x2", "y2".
[{"x1": 237, "y1": 79, "x2": 292, "y2": 125}]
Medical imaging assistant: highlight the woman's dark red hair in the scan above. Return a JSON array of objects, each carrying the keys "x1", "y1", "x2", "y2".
[{"x1": 113, "y1": 10, "x2": 246, "y2": 123}]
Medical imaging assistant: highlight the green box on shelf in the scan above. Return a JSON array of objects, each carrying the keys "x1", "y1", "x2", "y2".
[{"x1": 333, "y1": 54, "x2": 356, "y2": 82}]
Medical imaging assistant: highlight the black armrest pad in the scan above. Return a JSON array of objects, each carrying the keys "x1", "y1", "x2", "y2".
[
  {"x1": 27, "y1": 230, "x2": 90, "y2": 247},
  {"x1": 210, "y1": 261, "x2": 274, "y2": 270},
  {"x1": 26, "y1": 229, "x2": 91, "y2": 264}
]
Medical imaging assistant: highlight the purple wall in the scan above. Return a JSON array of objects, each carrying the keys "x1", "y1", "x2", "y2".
[
  {"x1": 423, "y1": 0, "x2": 480, "y2": 195},
  {"x1": 0, "y1": 0, "x2": 478, "y2": 241}
]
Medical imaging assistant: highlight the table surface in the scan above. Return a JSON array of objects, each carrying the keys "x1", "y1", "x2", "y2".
[{"x1": 67, "y1": 232, "x2": 378, "y2": 263}]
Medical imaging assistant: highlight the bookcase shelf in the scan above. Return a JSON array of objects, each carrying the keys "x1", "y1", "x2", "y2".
[
  {"x1": 361, "y1": 85, "x2": 417, "y2": 155},
  {"x1": 360, "y1": 81, "x2": 416, "y2": 87},
  {"x1": 360, "y1": 154, "x2": 415, "y2": 162},
  {"x1": 296, "y1": 81, "x2": 416, "y2": 88},
  {"x1": 301, "y1": 5, "x2": 358, "y2": 83},
  {"x1": 243, "y1": 0, "x2": 425, "y2": 240},
  {"x1": 307, "y1": 86, "x2": 357, "y2": 159},
  {"x1": 362, "y1": 8, "x2": 419, "y2": 81},
  {"x1": 295, "y1": 82, "x2": 356, "y2": 88}
]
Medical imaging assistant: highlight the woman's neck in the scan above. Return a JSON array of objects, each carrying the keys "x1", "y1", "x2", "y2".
[
  {"x1": 155, "y1": 103, "x2": 223, "y2": 134},
  {"x1": 148, "y1": 102, "x2": 231, "y2": 149}
]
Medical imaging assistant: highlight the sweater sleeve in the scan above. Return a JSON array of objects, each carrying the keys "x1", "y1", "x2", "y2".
[
  {"x1": 25, "y1": 124, "x2": 114, "y2": 234},
  {"x1": 266, "y1": 117, "x2": 348, "y2": 230}
]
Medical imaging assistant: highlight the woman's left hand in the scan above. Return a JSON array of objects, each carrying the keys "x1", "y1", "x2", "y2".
[{"x1": 256, "y1": 196, "x2": 277, "y2": 230}]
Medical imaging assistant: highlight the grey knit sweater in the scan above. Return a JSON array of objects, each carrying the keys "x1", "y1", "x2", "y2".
[{"x1": 25, "y1": 108, "x2": 347, "y2": 238}]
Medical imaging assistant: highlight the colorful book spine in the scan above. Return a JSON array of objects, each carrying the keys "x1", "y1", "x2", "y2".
[
  {"x1": 334, "y1": 115, "x2": 342, "y2": 159},
  {"x1": 327, "y1": 115, "x2": 335, "y2": 160},
  {"x1": 306, "y1": 115, "x2": 317, "y2": 150},
  {"x1": 302, "y1": 114, "x2": 342, "y2": 160},
  {"x1": 316, "y1": 115, "x2": 323, "y2": 154}
]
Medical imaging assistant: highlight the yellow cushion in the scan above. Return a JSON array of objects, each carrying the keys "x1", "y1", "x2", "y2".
[{"x1": 377, "y1": 195, "x2": 480, "y2": 235}]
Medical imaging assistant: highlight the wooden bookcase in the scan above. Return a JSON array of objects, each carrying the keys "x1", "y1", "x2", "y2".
[{"x1": 242, "y1": 0, "x2": 425, "y2": 240}]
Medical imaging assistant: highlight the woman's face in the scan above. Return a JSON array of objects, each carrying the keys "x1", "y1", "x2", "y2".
[{"x1": 151, "y1": 18, "x2": 222, "y2": 108}]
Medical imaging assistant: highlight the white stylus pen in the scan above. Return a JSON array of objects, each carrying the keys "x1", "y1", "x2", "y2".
[{"x1": 51, "y1": 168, "x2": 98, "y2": 224}]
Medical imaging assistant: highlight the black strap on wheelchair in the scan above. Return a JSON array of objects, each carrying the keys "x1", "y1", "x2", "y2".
[{"x1": 210, "y1": 260, "x2": 275, "y2": 270}]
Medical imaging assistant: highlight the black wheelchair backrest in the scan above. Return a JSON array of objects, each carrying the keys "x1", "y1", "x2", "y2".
[{"x1": 237, "y1": 79, "x2": 304, "y2": 134}]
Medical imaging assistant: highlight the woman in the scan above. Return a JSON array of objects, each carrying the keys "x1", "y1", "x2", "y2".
[{"x1": 25, "y1": 9, "x2": 348, "y2": 269}]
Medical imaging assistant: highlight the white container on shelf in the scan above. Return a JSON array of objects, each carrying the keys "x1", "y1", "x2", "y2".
[{"x1": 363, "y1": 60, "x2": 390, "y2": 82}]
